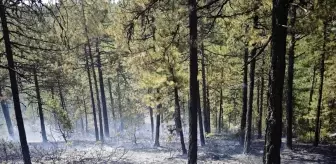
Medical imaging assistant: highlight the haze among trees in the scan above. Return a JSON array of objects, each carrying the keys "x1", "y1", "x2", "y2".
[{"x1": 0, "y1": 0, "x2": 335, "y2": 164}]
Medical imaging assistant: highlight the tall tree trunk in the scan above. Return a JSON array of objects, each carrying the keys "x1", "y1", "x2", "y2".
[
  {"x1": 154, "y1": 103, "x2": 161, "y2": 147},
  {"x1": 264, "y1": 0, "x2": 290, "y2": 162},
  {"x1": 174, "y1": 85, "x2": 187, "y2": 154},
  {"x1": 96, "y1": 40, "x2": 109, "y2": 138},
  {"x1": 244, "y1": 49, "x2": 256, "y2": 154},
  {"x1": 89, "y1": 41, "x2": 104, "y2": 142},
  {"x1": 82, "y1": 95, "x2": 89, "y2": 134},
  {"x1": 84, "y1": 45, "x2": 99, "y2": 141},
  {"x1": 33, "y1": 66, "x2": 47, "y2": 142},
  {"x1": 149, "y1": 106, "x2": 154, "y2": 140},
  {"x1": 108, "y1": 78, "x2": 116, "y2": 121},
  {"x1": 314, "y1": 21, "x2": 327, "y2": 147},
  {"x1": 0, "y1": 87, "x2": 14, "y2": 138},
  {"x1": 286, "y1": 4, "x2": 297, "y2": 150},
  {"x1": 188, "y1": 0, "x2": 198, "y2": 162},
  {"x1": 0, "y1": 2, "x2": 31, "y2": 163},
  {"x1": 197, "y1": 81, "x2": 205, "y2": 146},
  {"x1": 240, "y1": 44, "x2": 249, "y2": 145},
  {"x1": 218, "y1": 88, "x2": 223, "y2": 133},
  {"x1": 256, "y1": 78, "x2": 261, "y2": 139},
  {"x1": 201, "y1": 43, "x2": 210, "y2": 134},
  {"x1": 309, "y1": 65, "x2": 317, "y2": 106},
  {"x1": 258, "y1": 53, "x2": 265, "y2": 139},
  {"x1": 117, "y1": 62, "x2": 124, "y2": 131}
]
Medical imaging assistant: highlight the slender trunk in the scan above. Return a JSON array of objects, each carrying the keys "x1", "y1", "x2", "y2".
[
  {"x1": 218, "y1": 88, "x2": 223, "y2": 133},
  {"x1": 33, "y1": 66, "x2": 47, "y2": 142},
  {"x1": 149, "y1": 106, "x2": 154, "y2": 140},
  {"x1": 0, "y1": 87, "x2": 14, "y2": 138},
  {"x1": 244, "y1": 49, "x2": 256, "y2": 154},
  {"x1": 58, "y1": 80, "x2": 66, "y2": 111},
  {"x1": 197, "y1": 81, "x2": 205, "y2": 146},
  {"x1": 188, "y1": 0, "x2": 198, "y2": 162},
  {"x1": 96, "y1": 40, "x2": 109, "y2": 138},
  {"x1": 264, "y1": 0, "x2": 289, "y2": 162},
  {"x1": 0, "y1": 2, "x2": 31, "y2": 163},
  {"x1": 84, "y1": 45, "x2": 99, "y2": 141},
  {"x1": 89, "y1": 41, "x2": 104, "y2": 142},
  {"x1": 258, "y1": 53, "x2": 265, "y2": 139},
  {"x1": 108, "y1": 78, "x2": 116, "y2": 120},
  {"x1": 256, "y1": 78, "x2": 261, "y2": 139},
  {"x1": 201, "y1": 43, "x2": 210, "y2": 134},
  {"x1": 286, "y1": 5, "x2": 297, "y2": 150},
  {"x1": 83, "y1": 96, "x2": 89, "y2": 133},
  {"x1": 117, "y1": 62, "x2": 124, "y2": 131},
  {"x1": 309, "y1": 65, "x2": 317, "y2": 106},
  {"x1": 240, "y1": 44, "x2": 249, "y2": 145},
  {"x1": 206, "y1": 84, "x2": 211, "y2": 132},
  {"x1": 314, "y1": 21, "x2": 327, "y2": 147},
  {"x1": 154, "y1": 104, "x2": 161, "y2": 147},
  {"x1": 174, "y1": 85, "x2": 187, "y2": 154}
]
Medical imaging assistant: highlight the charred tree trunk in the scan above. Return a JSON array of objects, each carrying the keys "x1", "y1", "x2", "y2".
[
  {"x1": 0, "y1": 2, "x2": 31, "y2": 163},
  {"x1": 96, "y1": 40, "x2": 109, "y2": 138},
  {"x1": 244, "y1": 49, "x2": 256, "y2": 154},
  {"x1": 0, "y1": 87, "x2": 14, "y2": 138},
  {"x1": 82, "y1": 94, "x2": 89, "y2": 133},
  {"x1": 149, "y1": 106, "x2": 154, "y2": 140},
  {"x1": 154, "y1": 103, "x2": 161, "y2": 147},
  {"x1": 286, "y1": 4, "x2": 297, "y2": 150},
  {"x1": 33, "y1": 66, "x2": 47, "y2": 142},
  {"x1": 264, "y1": 0, "x2": 290, "y2": 162},
  {"x1": 108, "y1": 78, "x2": 116, "y2": 121},
  {"x1": 314, "y1": 21, "x2": 327, "y2": 147},
  {"x1": 256, "y1": 79, "x2": 261, "y2": 139},
  {"x1": 218, "y1": 88, "x2": 223, "y2": 133},
  {"x1": 240, "y1": 45, "x2": 249, "y2": 145},
  {"x1": 188, "y1": 0, "x2": 198, "y2": 162},
  {"x1": 201, "y1": 43, "x2": 210, "y2": 134},
  {"x1": 84, "y1": 45, "x2": 99, "y2": 141},
  {"x1": 117, "y1": 62, "x2": 124, "y2": 132},
  {"x1": 89, "y1": 41, "x2": 104, "y2": 142},
  {"x1": 197, "y1": 81, "x2": 205, "y2": 146},
  {"x1": 258, "y1": 53, "x2": 265, "y2": 139},
  {"x1": 309, "y1": 65, "x2": 317, "y2": 106},
  {"x1": 174, "y1": 85, "x2": 187, "y2": 154}
]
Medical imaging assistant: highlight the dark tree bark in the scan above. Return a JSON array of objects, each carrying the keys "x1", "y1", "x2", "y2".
[
  {"x1": 309, "y1": 65, "x2": 317, "y2": 106},
  {"x1": 84, "y1": 45, "x2": 99, "y2": 141},
  {"x1": 0, "y1": 2, "x2": 31, "y2": 163},
  {"x1": 188, "y1": 0, "x2": 198, "y2": 162},
  {"x1": 244, "y1": 49, "x2": 256, "y2": 154},
  {"x1": 218, "y1": 87, "x2": 223, "y2": 133},
  {"x1": 96, "y1": 40, "x2": 110, "y2": 138},
  {"x1": 258, "y1": 53, "x2": 265, "y2": 139},
  {"x1": 149, "y1": 106, "x2": 154, "y2": 140},
  {"x1": 197, "y1": 81, "x2": 205, "y2": 146},
  {"x1": 256, "y1": 78, "x2": 261, "y2": 138},
  {"x1": 116, "y1": 62, "x2": 124, "y2": 131},
  {"x1": 286, "y1": 4, "x2": 297, "y2": 150},
  {"x1": 89, "y1": 41, "x2": 104, "y2": 142},
  {"x1": 174, "y1": 85, "x2": 187, "y2": 154},
  {"x1": 240, "y1": 45, "x2": 249, "y2": 145},
  {"x1": 201, "y1": 43, "x2": 210, "y2": 134},
  {"x1": 264, "y1": 0, "x2": 290, "y2": 163},
  {"x1": 314, "y1": 21, "x2": 327, "y2": 147},
  {"x1": 33, "y1": 66, "x2": 47, "y2": 142},
  {"x1": 108, "y1": 78, "x2": 116, "y2": 121},
  {"x1": 154, "y1": 103, "x2": 161, "y2": 147},
  {"x1": 58, "y1": 79, "x2": 66, "y2": 111},
  {"x1": 82, "y1": 94, "x2": 89, "y2": 133},
  {"x1": 0, "y1": 87, "x2": 14, "y2": 138}
]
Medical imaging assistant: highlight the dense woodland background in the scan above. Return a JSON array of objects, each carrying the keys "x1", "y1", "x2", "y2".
[{"x1": 0, "y1": 0, "x2": 335, "y2": 163}]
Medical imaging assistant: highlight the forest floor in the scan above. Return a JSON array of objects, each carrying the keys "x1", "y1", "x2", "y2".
[{"x1": 1, "y1": 133, "x2": 335, "y2": 164}]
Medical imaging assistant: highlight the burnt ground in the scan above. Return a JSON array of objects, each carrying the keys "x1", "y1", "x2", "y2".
[{"x1": 0, "y1": 134, "x2": 335, "y2": 164}]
